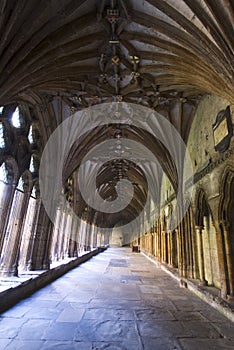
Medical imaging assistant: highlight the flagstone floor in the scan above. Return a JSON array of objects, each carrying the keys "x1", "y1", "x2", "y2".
[{"x1": 0, "y1": 247, "x2": 234, "y2": 350}]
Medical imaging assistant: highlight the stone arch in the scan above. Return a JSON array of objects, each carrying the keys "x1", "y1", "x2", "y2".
[
  {"x1": 219, "y1": 166, "x2": 234, "y2": 223},
  {"x1": 194, "y1": 188, "x2": 213, "y2": 227},
  {"x1": 194, "y1": 188, "x2": 220, "y2": 287}
]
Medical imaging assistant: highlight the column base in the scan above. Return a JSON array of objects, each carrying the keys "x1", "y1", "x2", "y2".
[
  {"x1": 199, "y1": 279, "x2": 208, "y2": 286},
  {"x1": 0, "y1": 265, "x2": 18, "y2": 277},
  {"x1": 227, "y1": 294, "x2": 234, "y2": 301}
]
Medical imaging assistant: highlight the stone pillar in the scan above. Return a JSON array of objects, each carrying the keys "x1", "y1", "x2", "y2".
[
  {"x1": 222, "y1": 221, "x2": 234, "y2": 299},
  {"x1": 157, "y1": 229, "x2": 161, "y2": 261},
  {"x1": 92, "y1": 225, "x2": 98, "y2": 248},
  {"x1": 215, "y1": 222, "x2": 228, "y2": 299},
  {"x1": 25, "y1": 198, "x2": 41, "y2": 270},
  {"x1": 191, "y1": 211, "x2": 199, "y2": 279},
  {"x1": 171, "y1": 230, "x2": 178, "y2": 268},
  {"x1": 0, "y1": 189, "x2": 30, "y2": 276},
  {"x1": 168, "y1": 230, "x2": 172, "y2": 266},
  {"x1": 64, "y1": 211, "x2": 73, "y2": 258},
  {"x1": 181, "y1": 221, "x2": 187, "y2": 277},
  {"x1": 57, "y1": 208, "x2": 67, "y2": 259},
  {"x1": 161, "y1": 231, "x2": 165, "y2": 262},
  {"x1": 176, "y1": 227, "x2": 183, "y2": 276},
  {"x1": 186, "y1": 212, "x2": 193, "y2": 278},
  {"x1": 68, "y1": 216, "x2": 79, "y2": 257},
  {"x1": 31, "y1": 205, "x2": 52, "y2": 270},
  {"x1": 151, "y1": 233, "x2": 154, "y2": 256},
  {"x1": 196, "y1": 226, "x2": 207, "y2": 286},
  {"x1": 0, "y1": 183, "x2": 16, "y2": 257},
  {"x1": 50, "y1": 208, "x2": 62, "y2": 261}
]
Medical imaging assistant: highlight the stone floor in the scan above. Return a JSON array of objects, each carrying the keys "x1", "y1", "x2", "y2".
[{"x1": 0, "y1": 247, "x2": 234, "y2": 350}]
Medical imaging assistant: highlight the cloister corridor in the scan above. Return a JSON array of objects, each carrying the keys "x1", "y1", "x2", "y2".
[{"x1": 0, "y1": 247, "x2": 234, "y2": 350}]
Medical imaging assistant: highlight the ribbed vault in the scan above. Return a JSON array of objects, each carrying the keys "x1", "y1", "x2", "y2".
[{"x1": 1, "y1": 0, "x2": 233, "y2": 227}]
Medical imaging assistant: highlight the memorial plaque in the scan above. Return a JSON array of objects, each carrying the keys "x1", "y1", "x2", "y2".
[{"x1": 213, "y1": 106, "x2": 233, "y2": 153}]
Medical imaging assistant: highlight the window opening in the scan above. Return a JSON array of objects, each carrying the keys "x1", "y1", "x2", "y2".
[{"x1": 11, "y1": 107, "x2": 21, "y2": 128}]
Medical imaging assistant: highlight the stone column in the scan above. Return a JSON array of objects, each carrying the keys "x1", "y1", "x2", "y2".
[
  {"x1": 151, "y1": 233, "x2": 154, "y2": 256},
  {"x1": 0, "y1": 189, "x2": 30, "y2": 276},
  {"x1": 64, "y1": 211, "x2": 73, "y2": 258},
  {"x1": 215, "y1": 222, "x2": 228, "y2": 299},
  {"x1": 181, "y1": 221, "x2": 187, "y2": 277},
  {"x1": 171, "y1": 230, "x2": 178, "y2": 268},
  {"x1": 157, "y1": 230, "x2": 161, "y2": 261},
  {"x1": 222, "y1": 221, "x2": 234, "y2": 299},
  {"x1": 50, "y1": 208, "x2": 62, "y2": 261},
  {"x1": 25, "y1": 198, "x2": 41, "y2": 270},
  {"x1": 68, "y1": 216, "x2": 78, "y2": 257},
  {"x1": 0, "y1": 183, "x2": 16, "y2": 257},
  {"x1": 168, "y1": 230, "x2": 172, "y2": 266},
  {"x1": 176, "y1": 227, "x2": 183, "y2": 277},
  {"x1": 31, "y1": 205, "x2": 52, "y2": 270},
  {"x1": 190, "y1": 210, "x2": 199, "y2": 279},
  {"x1": 92, "y1": 225, "x2": 98, "y2": 249},
  {"x1": 196, "y1": 226, "x2": 207, "y2": 286},
  {"x1": 57, "y1": 208, "x2": 67, "y2": 259}
]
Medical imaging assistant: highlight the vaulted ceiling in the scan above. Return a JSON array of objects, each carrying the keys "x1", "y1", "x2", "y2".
[
  {"x1": 0, "y1": 0, "x2": 234, "y2": 106},
  {"x1": 1, "y1": 0, "x2": 234, "y2": 227}
]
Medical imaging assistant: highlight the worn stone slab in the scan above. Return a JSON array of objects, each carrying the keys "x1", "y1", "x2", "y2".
[
  {"x1": 92, "y1": 341, "x2": 143, "y2": 350},
  {"x1": 183, "y1": 320, "x2": 221, "y2": 338},
  {"x1": 41, "y1": 341, "x2": 92, "y2": 350},
  {"x1": 74, "y1": 320, "x2": 140, "y2": 342},
  {"x1": 141, "y1": 336, "x2": 182, "y2": 350},
  {"x1": 83, "y1": 308, "x2": 135, "y2": 321},
  {"x1": 42, "y1": 322, "x2": 78, "y2": 341},
  {"x1": 109, "y1": 259, "x2": 128, "y2": 267},
  {"x1": 178, "y1": 338, "x2": 234, "y2": 350},
  {"x1": 0, "y1": 339, "x2": 12, "y2": 349},
  {"x1": 2, "y1": 340, "x2": 45, "y2": 350},
  {"x1": 16, "y1": 319, "x2": 51, "y2": 340},
  {"x1": 0, "y1": 247, "x2": 234, "y2": 350},
  {"x1": 139, "y1": 284, "x2": 163, "y2": 294},
  {"x1": 137, "y1": 320, "x2": 192, "y2": 338},
  {"x1": 135, "y1": 308, "x2": 175, "y2": 321},
  {"x1": 0, "y1": 318, "x2": 27, "y2": 339},
  {"x1": 56, "y1": 308, "x2": 85, "y2": 322}
]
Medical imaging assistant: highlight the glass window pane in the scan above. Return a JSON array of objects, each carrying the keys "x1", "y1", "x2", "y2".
[
  {"x1": 0, "y1": 122, "x2": 5, "y2": 148},
  {"x1": 17, "y1": 177, "x2": 24, "y2": 191},
  {"x1": 28, "y1": 125, "x2": 33, "y2": 144},
  {"x1": 12, "y1": 107, "x2": 21, "y2": 128},
  {"x1": 29, "y1": 157, "x2": 35, "y2": 172}
]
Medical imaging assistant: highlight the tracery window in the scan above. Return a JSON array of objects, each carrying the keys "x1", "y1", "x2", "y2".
[
  {"x1": 17, "y1": 176, "x2": 24, "y2": 192},
  {"x1": 28, "y1": 125, "x2": 34, "y2": 144},
  {"x1": 0, "y1": 122, "x2": 5, "y2": 148},
  {"x1": 11, "y1": 107, "x2": 21, "y2": 128},
  {"x1": 31, "y1": 186, "x2": 36, "y2": 198},
  {"x1": 29, "y1": 156, "x2": 35, "y2": 173}
]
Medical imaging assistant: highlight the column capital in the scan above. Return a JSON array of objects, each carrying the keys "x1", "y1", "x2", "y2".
[{"x1": 195, "y1": 225, "x2": 204, "y2": 231}]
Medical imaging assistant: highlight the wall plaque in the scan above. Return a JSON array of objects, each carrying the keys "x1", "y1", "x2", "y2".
[{"x1": 213, "y1": 106, "x2": 233, "y2": 153}]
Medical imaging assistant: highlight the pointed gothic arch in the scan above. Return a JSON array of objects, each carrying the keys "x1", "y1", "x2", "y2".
[{"x1": 194, "y1": 188, "x2": 220, "y2": 287}]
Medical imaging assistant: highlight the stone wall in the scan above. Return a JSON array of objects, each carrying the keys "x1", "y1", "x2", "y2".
[{"x1": 140, "y1": 93, "x2": 234, "y2": 300}]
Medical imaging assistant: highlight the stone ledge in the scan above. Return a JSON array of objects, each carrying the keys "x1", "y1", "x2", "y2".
[
  {"x1": 0, "y1": 246, "x2": 107, "y2": 314},
  {"x1": 141, "y1": 251, "x2": 234, "y2": 323}
]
